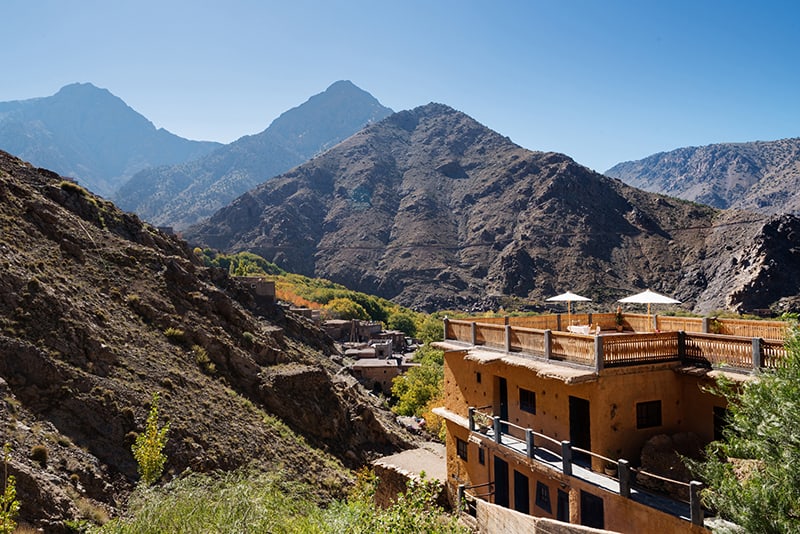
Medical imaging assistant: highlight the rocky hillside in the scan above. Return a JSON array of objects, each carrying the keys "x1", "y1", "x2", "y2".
[
  {"x1": 0, "y1": 83, "x2": 221, "y2": 197},
  {"x1": 0, "y1": 151, "x2": 413, "y2": 531},
  {"x1": 605, "y1": 138, "x2": 800, "y2": 214},
  {"x1": 186, "y1": 104, "x2": 800, "y2": 315},
  {"x1": 115, "y1": 81, "x2": 393, "y2": 230}
]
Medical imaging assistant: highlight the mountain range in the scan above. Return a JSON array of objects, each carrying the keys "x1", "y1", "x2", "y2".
[
  {"x1": 0, "y1": 83, "x2": 221, "y2": 196},
  {"x1": 114, "y1": 80, "x2": 393, "y2": 229},
  {"x1": 185, "y1": 104, "x2": 800, "y2": 315},
  {"x1": 605, "y1": 138, "x2": 800, "y2": 214}
]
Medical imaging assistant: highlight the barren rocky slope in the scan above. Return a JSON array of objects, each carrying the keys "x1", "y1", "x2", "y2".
[
  {"x1": 186, "y1": 104, "x2": 800, "y2": 314},
  {"x1": 0, "y1": 151, "x2": 412, "y2": 531},
  {"x1": 115, "y1": 81, "x2": 393, "y2": 230},
  {"x1": 605, "y1": 138, "x2": 800, "y2": 214}
]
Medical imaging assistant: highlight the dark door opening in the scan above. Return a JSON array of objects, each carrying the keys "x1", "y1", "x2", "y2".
[
  {"x1": 513, "y1": 470, "x2": 529, "y2": 514},
  {"x1": 497, "y1": 376, "x2": 508, "y2": 432},
  {"x1": 580, "y1": 490, "x2": 604, "y2": 529},
  {"x1": 494, "y1": 456, "x2": 509, "y2": 508},
  {"x1": 557, "y1": 489, "x2": 569, "y2": 522},
  {"x1": 569, "y1": 396, "x2": 591, "y2": 465}
]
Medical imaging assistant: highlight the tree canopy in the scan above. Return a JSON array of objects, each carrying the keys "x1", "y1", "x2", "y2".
[{"x1": 690, "y1": 329, "x2": 800, "y2": 533}]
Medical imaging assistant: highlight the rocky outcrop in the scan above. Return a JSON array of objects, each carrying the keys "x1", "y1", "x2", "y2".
[{"x1": 0, "y1": 150, "x2": 413, "y2": 530}]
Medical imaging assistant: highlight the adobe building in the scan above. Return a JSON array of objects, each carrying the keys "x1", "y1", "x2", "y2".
[{"x1": 433, "y1": 312, "x2": 792, "y2": 533}]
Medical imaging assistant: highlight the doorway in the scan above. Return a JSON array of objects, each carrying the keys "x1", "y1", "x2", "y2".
[
  {"x1": 494, "y1": 456, "x2": 509, "y2": 508},
  {"x1": 569, "y1": 396, "x2": 591, "y2": 465}
]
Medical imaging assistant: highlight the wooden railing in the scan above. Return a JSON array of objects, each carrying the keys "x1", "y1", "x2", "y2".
[
  {"x1": 656, "y1": 315, "x2": 704, "y2": 333},
  {"x1": 443, "y1": 316, "x2": 792, "y2": 372},
  {"x1": 603, "y1": 333, "x2": 680, "y2": 367},
  {"x1": 683, "y1": 333, "x2": 755, "y2": 369},
  {"x1": 550, "y1": 332, "x2": 596, "y2": 366}
]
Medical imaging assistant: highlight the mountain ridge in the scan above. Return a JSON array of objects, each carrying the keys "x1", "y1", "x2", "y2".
[
  {"x1": 605, "y1": 137, "x2": 800, "y2": 214},
  {"x1": 115, "y1": 80, "x2": 393, "y2": 230},
  {"x1": 0, "y1": 83, "x2": 221, "y2": 196},
  {"x1": 186, "y1": 103, "x2": 800, "y2": 314}
]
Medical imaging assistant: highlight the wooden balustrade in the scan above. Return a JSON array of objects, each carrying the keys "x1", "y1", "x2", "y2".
[
  {"x1": 444, "y1": 314, "x2": 792, "y2": 372},
  {"x1": 603, "y1": 333, "x2": 680, "y2": 367},
  {"x1": 714, "y1": 318, "x2": 789, "y2": 340},
  {"x1": 550, "y1": 332, "x2": 596, "y2": 366},
  {"x1": 683, "y1": 333, "x2": 755, "y2": 368},
  {"x1": 508, "y1": 326, "x2": 546, "y2": 355},
  {"x1": 656, "y1": 315, "x2": 704, "y2": 333},
  {"x1": 508, "y1": 315, "x2": 559, "y2": 330}
]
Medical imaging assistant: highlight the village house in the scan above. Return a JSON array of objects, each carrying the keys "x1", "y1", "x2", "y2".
[{"x1": 433, "y1": 312, "x2": 792, "y2": 532}]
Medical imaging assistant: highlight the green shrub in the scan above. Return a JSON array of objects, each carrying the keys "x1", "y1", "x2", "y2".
[
  {"x1": 132, "y1": 393, "x2": 169, "y2": 486},
  {"x1": 30, "y1": 445, "x2": 48, "y2": 467},
  {"x1": 1, "y1": 443, "x2": 20, "y2": 534},
  {"x1": 163, "y1": 328, "x2": 185, "y2": 343}
]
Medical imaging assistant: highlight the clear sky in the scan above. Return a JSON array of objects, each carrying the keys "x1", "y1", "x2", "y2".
[{"x1": 2, "y1": 0, "x2": 798, "y2": 172}]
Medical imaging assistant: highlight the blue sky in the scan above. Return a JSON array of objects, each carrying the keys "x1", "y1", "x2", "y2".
[{"x1": 2, "y1": 0, "x2": 798, "y2": 172}]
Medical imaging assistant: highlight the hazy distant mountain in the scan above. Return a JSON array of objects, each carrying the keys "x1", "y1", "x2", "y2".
[
  {"x1": 605, "y1": 138, "x2": 800, "y2": 214},
  {"x1": 186, "y1": 104, "x2": 800, "y2": 314},
  {"x1": 115, "y1": 80, "x2": 393, "y2": 229},
  {"x1": 0, "y1": 83, "x2": 221, "y2": 196}
]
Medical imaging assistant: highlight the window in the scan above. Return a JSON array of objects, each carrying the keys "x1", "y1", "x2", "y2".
[
  {"x1": 520, "y1": 388, "x2": 536, "y2": 414},
  {"x1": 476, "y1": 371, "x2": 481, "y2": 383},
  {"x1": 456, "y1": 438, "x2": 468, "y2": 460},
  {"x1": 636, "y1": 400, "x2": 662, "y2": 429},
  {"x1": 535, "y1": 481, "x2": 551, "y2": 513},
  {"x1": 478, "y1": 447, "x2": 485, "y2": 465}
]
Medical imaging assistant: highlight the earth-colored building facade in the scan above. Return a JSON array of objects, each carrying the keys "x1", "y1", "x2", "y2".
[{"x1": 436, "y1": 343, "x2": 724, "y2": 533}]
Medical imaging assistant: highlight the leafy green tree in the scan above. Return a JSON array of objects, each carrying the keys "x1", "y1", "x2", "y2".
[
  {"x1": 132, "y1": 393, "x2": 170, "y2": 486},
  {"x1": 417, "y1": 315, "x2": 444, "y2": 344},
  {"x1": 689, "y1": 329, "x2": 800, "y2": 533},
  {"x1": 387, "y1": 311, "x2": 417, "y2": 337},
  {"x1": 391, "y1": 346, "x2": 445, "y2": 417},
  {"x1": 1, "y1": 443, "x2": 19, "y2": 534},
  {"x1": 324, "y1": 298, "x2": 369, "y2": 320}
]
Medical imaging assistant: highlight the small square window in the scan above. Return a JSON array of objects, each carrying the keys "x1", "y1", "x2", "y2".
[
  {"x1": 456, "y1": 438, "x2": 468, "y2": 461},
  {"x1": 535, "y1": 481, "x2": 551, "y2": 513},
  {"x1": 520, "y1": 388, "x2": 536, "y2": 414},
  {"x1": 636, "y1": 400, "x2": 662, "y2": 429}
]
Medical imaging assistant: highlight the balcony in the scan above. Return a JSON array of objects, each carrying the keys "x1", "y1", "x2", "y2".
[{"x1": 442, "y1": 313, "x2": 791, "y2": 373}]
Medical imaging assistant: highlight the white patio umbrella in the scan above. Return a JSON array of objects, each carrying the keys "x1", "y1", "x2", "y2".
[
  {"x1": 546, "y1": 291, "x2": 591, "y2": 324},
  {"x1": 618, "y1": 289, "x2": 681, "y2": 329}
]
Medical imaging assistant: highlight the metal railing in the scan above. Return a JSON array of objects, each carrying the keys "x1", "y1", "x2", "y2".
[{"x1": 466, "y1": 407, "x2": 705, "y2": 526}]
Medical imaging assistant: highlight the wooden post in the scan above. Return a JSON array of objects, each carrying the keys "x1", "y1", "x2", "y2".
[
  {"x1": 561, "y1": 441, "x2": 573, "y2": 477},
  {"x1": 544, "y1": 329, "x2": 552, "y2": 360},
  {"x1": 468, "y1": 407, "x2": 476, "y2": 432},
  {"x1": 618, "y1": 459, "x2": 631, "y2": 498},
  {"x1": 701, "y1": 317, "x2": 709, "y2": 333},
  {"x1": 690, "y1": 481, "x2": 704, "y2": 526},
  {"x1": 677, "y1": 331, "x2": 686, "y2": 362},
  {"x1": 594, "y1": 335, "x2": 604, "y2": 372},
  {"x1": 493, "y1": 416, "x2": 502, "y2": 445},
  {"x1": 471, "y1": 321, "x2": 477, "y2": 346},
  {"x1": 526, "y1": 428, "x2": 534, "y2": 459},
  {"x1": 752, "y1": 338, "x2": 763, "y2": 370},
  {"x1": 505, "y1": 325, "x2": 511, "y2": 353},
  {"x1": 443, "y1": 317, "x2": 450, "y2": 340},
  {"x1": 556, "y1": 314, "x2": 562, "y2": 332}
]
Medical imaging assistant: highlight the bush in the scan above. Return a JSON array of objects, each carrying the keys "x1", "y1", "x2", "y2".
[
  {"x1": 324, "y1": 298, "x2": 369, "y2": 320},
  {"x1": 163, "y1": 328, "x2": 185, "y2": 343},
  {"x1": 132, "y1": 393, "x2": 169, "y2": 486},
  {"x1": 30, "y1": 445, "x2": 48, "y2": 467}
]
